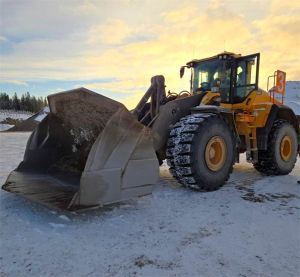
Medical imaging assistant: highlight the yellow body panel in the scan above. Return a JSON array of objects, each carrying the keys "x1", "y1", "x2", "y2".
[
  {"x1": 220, "y1": 89, "x2": 282, "y2": 156},
  {"x1": 200, "y1": 91, "x2": 220, "y2": 105}
]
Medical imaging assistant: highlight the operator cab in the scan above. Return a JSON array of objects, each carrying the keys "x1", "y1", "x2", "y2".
[{"x1": 180, "y1": 52, "x2": 260, "y2": 104}]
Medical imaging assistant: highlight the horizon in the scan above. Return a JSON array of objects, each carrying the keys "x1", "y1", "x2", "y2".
[
  {"x1": 1, "y1": 80, "x2": 299, "y2": 100},
  {"x1": 0, "y1": 0, "x2": 299, "y2": 108}
]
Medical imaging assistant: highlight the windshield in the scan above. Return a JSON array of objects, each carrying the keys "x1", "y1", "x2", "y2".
[{"x1": 192, "y1": 59, "x2": 232, "y2": 100}]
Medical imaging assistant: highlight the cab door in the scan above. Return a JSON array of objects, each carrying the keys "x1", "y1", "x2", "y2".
[{"x1": 232, "y1": 53, "x2": 260, "y2": 103}]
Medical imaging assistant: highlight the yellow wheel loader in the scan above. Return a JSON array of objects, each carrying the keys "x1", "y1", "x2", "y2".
[{"x1": 2, "y1": 52, "x2": 299, "y2": 210}]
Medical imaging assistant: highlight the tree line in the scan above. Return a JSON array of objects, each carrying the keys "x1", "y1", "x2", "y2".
[{"x1": 0, "y1": 92, "x2": 47, "y2": 113}]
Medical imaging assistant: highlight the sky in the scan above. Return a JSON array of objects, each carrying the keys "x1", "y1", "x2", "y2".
[{"x1": 0, "y1": 0, "x2": 299, "y2": 108}]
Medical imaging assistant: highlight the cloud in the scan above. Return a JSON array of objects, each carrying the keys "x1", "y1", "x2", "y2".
[
  {"x1": 79, "y1": 2, "x2": 255, "y2": 107},
  {"x1": 270, "y1": 0, "x2": 300, "y2": 13},
  {"x1": 0, "y1": 0, "x2": 96, "y2": 40},
  {"x1": 252, "y1": 2, "x2": 300, "y2": 84},
  {"x1": 0, "y1": 80, "x2": 28, "y2": 86},
  {"x1": 0, "y1": 35, "x2": 7, "y2": 42},
  {"x1": 88, "y1": 19, "x2": 131, "y2": 45}
]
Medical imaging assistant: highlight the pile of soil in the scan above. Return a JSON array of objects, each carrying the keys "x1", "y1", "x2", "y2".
[
  {"x1": 6, "y1": 116, "x2": 39, "y2": 132},
  {"x1": 0, "y1": 117, "x2": 23, "y2": 125}
]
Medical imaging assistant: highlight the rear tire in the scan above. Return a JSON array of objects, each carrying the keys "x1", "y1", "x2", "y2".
[
  {"x1": 253, "y1": 120, "x2": 298, "y2": 175},
  {"x1": 167, "y1": 114, "x2": 235, "y2": 191}
]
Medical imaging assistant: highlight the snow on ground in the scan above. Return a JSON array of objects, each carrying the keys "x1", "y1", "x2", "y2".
[{"x1": 0, "y1": 132, "x2": 299, "y2": 277}]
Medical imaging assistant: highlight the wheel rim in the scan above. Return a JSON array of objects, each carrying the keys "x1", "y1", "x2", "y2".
[
  {"x1": 205, "y1": 136, "x2": 226, "y2": 171},
  {"x1": 280, "y1": 135, "x2": 292, "y2": 161}
]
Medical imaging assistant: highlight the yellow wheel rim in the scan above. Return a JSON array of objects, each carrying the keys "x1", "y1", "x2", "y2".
[
  {"x1": 280, "y1": 135, "x2": 292, "y2": 161},
  {"x1": 205, "y1": 136, "x2": 226, "y2": 171}
]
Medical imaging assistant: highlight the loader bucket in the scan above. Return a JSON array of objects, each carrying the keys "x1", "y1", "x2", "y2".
[{"x1": 2, "y1": 88, "x2": 159, "y2": 211}]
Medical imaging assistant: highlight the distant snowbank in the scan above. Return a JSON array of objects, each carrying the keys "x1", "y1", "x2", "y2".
[
  {"x1": 285, "y1": 81, "x2": 300, "y2": 115},
  {"x1": 0, "y1": 110, "x2": 33, "y2": 121},
  {"x1": 285, "y1": 101, "x2": 300, "y2": 115},
  {"x1": 0, "y1": 107, "x2": 49, "y2": 132},
  {"x1": 0, "y1": 124, "x2": 14, "y2": 131},
  {"x1": 285, "y1": 81, "x2": 300, "y2": 101}
]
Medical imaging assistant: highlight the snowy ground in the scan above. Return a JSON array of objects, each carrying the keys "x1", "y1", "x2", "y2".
[{"x1": 0, "y1": 132, "x2": 299, "y2": 277}]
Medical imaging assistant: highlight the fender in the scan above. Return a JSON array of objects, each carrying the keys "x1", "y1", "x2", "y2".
[{"x1": 257, "y1": 105, "x2": 300, "y2": 151}]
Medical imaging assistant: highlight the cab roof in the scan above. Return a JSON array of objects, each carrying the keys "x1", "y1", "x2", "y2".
[{"x1": 186, "y1": 51, "x2": 242, "y2": 67}]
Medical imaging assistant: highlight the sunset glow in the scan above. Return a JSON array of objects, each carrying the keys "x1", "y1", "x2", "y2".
[{"x1": 0, "y1": 0, "x2": 299, "y2": 108}]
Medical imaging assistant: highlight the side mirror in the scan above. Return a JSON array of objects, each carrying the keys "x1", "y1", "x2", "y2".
[{"x1": 180, "y1": 66, "x2": 185, "y2": 78}]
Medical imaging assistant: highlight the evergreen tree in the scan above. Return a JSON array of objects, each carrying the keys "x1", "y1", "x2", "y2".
[
  {"x1": 0, "y1": 93, "x2": 10, "y2": 109},
  {"x1": 12, "y1": 93, "x2": 21, "y2": 110},
  {"x1": 20, "y1": 94, "x2": 26, "y2": 110},
  {"x1": 0, "y1": 92, "x2": 48, "y2": 112},
  {"x1": 24, "y1": 92, "x2": 31, "y2": 111}
]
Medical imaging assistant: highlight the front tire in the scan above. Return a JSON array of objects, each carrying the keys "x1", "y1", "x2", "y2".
[
  {"x1": 167, "y1": 114, "x2": 235, "y2": 191},
  {"x1": 254, "y1": 120, "x2": 298, "y2": 175}
]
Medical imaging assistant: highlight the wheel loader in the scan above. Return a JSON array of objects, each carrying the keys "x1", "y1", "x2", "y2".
[{"x1": 2, "y1": 52, "x2": 299, "y2": 210}]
